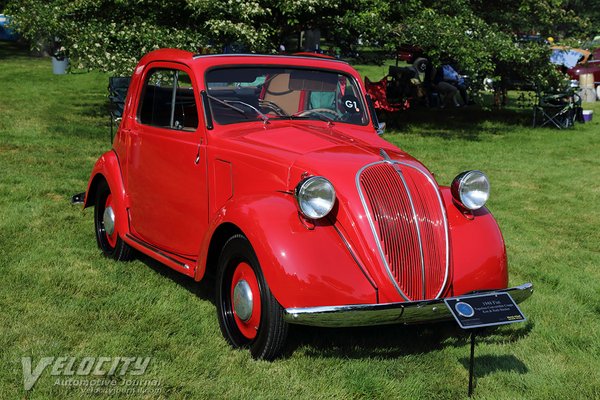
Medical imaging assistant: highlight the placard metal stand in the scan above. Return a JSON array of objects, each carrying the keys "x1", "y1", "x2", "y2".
[
  {"x1": 468, "y1": 330, "x2": 477, "y2": 397},
  {"x1": 444, "y1": 292, "x2": 527, "y2": 397}
]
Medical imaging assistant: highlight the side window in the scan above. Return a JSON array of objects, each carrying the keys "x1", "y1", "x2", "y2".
[{"x1": 139, "y1": 68, "x2": 198, "y2": 131}]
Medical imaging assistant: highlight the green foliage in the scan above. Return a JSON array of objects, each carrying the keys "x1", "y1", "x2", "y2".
[
  {"x1": 6, "y1": 0, "x2": 208, "y2": 74},
  {"x1": 4, "y1": 0, "x2": 589, "y2": 87},
  {"x1": 390, "y1": 1, "x2": 573, "y2": 90},
  {"x1": 564, "y1": 0, "x2": 600, "y2": 39}
]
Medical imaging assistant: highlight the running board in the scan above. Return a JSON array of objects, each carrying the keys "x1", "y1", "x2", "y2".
[{"x1": 124, "y1": 233, "x2": 195, "y2": 277}]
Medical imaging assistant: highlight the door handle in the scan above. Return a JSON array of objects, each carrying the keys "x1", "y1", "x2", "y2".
[{"x1": 194, "y1": 145, "x2": 201, "y2": 165}]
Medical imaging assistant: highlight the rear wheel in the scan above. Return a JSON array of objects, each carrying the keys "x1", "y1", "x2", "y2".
[
  {"x1": 94, "y1": 180, "x2": 132, "y2": 261},
  {"x1": 413, "y1": 57, "x2": 428, "y2": 73},
  {"x1": 216, "y1": 235, "x2": 288, "y2": 360}
]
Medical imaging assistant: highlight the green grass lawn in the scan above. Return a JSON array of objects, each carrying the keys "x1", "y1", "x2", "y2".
[{"x1": 1, "y1": 42, "x2": 599, "y2": 399}]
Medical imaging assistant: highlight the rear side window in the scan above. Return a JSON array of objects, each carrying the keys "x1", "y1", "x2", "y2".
[{"x1": 139, "y1": 68, "x2": 198, "y2": 131}]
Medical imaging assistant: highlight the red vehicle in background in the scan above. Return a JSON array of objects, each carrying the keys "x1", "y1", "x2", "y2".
[
  {"x1": 396, "y1": 44, "x2": 429, "y2": 72},
  {"x1": 80, "y1": 49, "x2": 532, "y2": 359}
]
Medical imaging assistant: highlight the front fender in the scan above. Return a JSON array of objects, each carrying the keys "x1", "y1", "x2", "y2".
[
  {"x1": 442, "y1": 188, "x2": 509, "y2": 295},
  {"x1": 202, "y1": 193, "x2": 377, "y2": 309},
  {"x1": 83, "y1": 150, "x2": 129, "y2": 237}
]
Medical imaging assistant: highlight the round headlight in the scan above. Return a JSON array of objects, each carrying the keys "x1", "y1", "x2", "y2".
[
  {"x1": 296, "y1": 176, "x2": 336, "y2": 219},
  {"x1": 451, "y1": 170, "x2": 490, "y2": 210}
]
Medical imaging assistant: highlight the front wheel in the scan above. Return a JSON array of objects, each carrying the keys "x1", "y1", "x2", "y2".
[
  {"x1": 216, "y1": 235, "x2": 288, "y2": 360},
  {"x1": 94, "y1": 180, "x2": 132, "y2": 261}
]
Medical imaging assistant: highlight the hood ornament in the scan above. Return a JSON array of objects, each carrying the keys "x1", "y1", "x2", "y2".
[{"x1": 379, "y1": 148, "x2": 392, "y2": 162}]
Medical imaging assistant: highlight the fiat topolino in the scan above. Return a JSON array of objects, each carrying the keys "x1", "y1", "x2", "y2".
[{"x1": 82, "y1": 49, "x2": 533, "y2": 360}]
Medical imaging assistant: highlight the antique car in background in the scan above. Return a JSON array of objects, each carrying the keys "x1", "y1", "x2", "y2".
[
  {"x1": 396, "y1": 44, "x2": 429, "y2": 73},
  {"x1": 81, "y1": 49, "x2": 533, "y2": 360}
]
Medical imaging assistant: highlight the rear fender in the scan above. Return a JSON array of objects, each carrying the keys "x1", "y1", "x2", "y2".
[
  {"x1": 198, "y1": 193, "x2": 377, "y2": 309},
  {"x1": 83, "y1": 151, "x2": 129, "y2": 237}
]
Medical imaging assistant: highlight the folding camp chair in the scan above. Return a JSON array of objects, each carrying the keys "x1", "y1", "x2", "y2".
[
  {"x1": 364, "y1": 76, "x2": 405, "y2": 114},
  {"x1": 532, "y1": 90, "x2": 580, "y2": 129},
  {"x1": 387, "y1": 65, "x2": 420, "y2": 103},
  {"x1": 108, "y1": 76, "x2": 131, "y2": 142}
]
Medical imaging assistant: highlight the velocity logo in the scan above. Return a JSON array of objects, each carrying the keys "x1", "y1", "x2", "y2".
[{"x1": 22, "y1": 356, "x2": 151, "y2": 390}]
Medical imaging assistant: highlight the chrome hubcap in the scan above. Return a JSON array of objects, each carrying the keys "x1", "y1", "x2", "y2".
[
  {"x1": 103, "y1": 206, "x2": 115, "y2": 235},
  {"x1": 233, "y1": 279, "x2": 253, "y2": 322}
]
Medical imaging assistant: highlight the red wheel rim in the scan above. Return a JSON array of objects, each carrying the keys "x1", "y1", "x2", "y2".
[
  {"x1": 230, "y1": 262, "x2": 261, "y2": 340},
  {"x1": 104, "y1": 194, "x2": 117, "y2": 248}
]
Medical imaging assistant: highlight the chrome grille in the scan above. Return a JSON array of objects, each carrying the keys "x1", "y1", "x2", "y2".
[{"x1": 357, "y1": 162, "x2": 448, "y2": 301}]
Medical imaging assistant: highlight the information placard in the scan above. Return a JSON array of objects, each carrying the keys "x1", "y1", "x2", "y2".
[{"x1": 444, "y1": 292, "x2": 526, "y2": 329}]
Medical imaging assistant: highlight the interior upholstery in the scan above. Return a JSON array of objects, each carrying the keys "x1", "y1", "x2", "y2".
[{"x1": 263, "y1": 73, "x2": 302, "y2": 115}]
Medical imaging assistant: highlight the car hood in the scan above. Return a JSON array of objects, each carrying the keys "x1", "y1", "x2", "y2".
[
  {"x1": 217, "y1": 121, "x2": 449, "y2": 303},
  {"x1": 218, "y1": 120, "x2": 429, "y2": 186}
]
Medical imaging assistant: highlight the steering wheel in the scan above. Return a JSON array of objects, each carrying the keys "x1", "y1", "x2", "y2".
[
  {"x1": 294, "y1": 108, "x2": 340, "y2": 119},
  {"x1": 259, "y1": 99, "x2": 288, "y2": 116}
]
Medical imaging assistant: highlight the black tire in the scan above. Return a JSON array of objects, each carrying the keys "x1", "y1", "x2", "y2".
[
  {"x1": 216, "y1": 234, "x2": 288, "y2": 360},
  {"x1": 413, "y1": 57, "x2": 428, "y2": 73},
  {"x1": 94, "y1": 180, "x2": 133, "y2": 261}
]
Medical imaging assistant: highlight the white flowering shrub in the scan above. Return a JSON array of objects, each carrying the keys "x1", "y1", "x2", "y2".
[{"x1": 5, "y1": 0, "x2": 588, "y2": 88}]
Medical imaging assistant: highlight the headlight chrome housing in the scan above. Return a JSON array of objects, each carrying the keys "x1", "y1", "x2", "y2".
[
  {"x1": 295, "y1": 176, "x2": 336, "y2": 219},
  {"x1": 451, "y1": 170, "x2": 490, "y2": 211}
]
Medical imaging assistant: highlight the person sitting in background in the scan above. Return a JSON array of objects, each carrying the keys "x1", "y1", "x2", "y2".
[
  {"x1": 440, "y1": 63, "x2": 469, "y2": 106},
  {"x1": 428, "y1": 64, "x2": 460, "y2": 108}
]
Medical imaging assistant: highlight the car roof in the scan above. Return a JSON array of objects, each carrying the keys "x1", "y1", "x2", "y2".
[{"x1": 137, "y1": 49, "x2": 357, "y2": 76}]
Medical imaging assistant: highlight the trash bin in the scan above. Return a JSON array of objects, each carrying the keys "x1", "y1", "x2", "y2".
[{"x1": 52, "y1": 57, "x2": 69, "y2": 75}]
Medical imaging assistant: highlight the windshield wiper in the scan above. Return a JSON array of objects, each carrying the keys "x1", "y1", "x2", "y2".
[
  {"x1": 223, "y1": 100, "x2": 270, "y2": 124},
  {"x1": 291, "y1": 111, "x2": 335, "y2": 125},
  {"x1": 206, "y1": 94, "x2": 269, "y2": 124},
  {"x1": 206, "y1": 93, "x2": 246, "y2": 116}
]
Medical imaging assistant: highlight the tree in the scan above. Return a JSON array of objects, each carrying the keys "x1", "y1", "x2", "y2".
[
  {"x1": 563, "y1": 0, "x2": 600, "y2": 39},
  {"x1": 5, "y1": 0, "x2": 590, "y2": 88},
  {"x1": 6, "y1": 0, "x2": 209, "y2": 73},
  {"x1": 388, "y1": 0, "x2": 587, "y2": 90}
]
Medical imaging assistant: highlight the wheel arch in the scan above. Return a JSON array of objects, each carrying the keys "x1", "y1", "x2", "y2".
[
  {"x1": 83, "y1": 173, "x2": 107, "y2": 209},
  {"x1": 196, "y1": 193, "x2": 377, "y2": 309},
  {"x1": 201, "y1": 222, "x2": 246, "y2": 281},
  {"x1": 83, "y1": 151, "x2": 129, "y2": 237}
]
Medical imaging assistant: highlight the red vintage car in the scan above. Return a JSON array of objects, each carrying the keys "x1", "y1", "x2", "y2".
[{"x1": 82, "y1": 49, "x2": 533, "y2": 360}]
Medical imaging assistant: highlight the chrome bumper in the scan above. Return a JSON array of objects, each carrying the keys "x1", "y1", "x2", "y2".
[{"x1": 284, "y1": 283, "x2": 533, "y2": 327}]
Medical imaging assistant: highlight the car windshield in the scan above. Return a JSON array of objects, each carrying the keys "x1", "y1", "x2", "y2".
[{"x1": 205, "y1": 67, "x2": 369, "y2": 126}]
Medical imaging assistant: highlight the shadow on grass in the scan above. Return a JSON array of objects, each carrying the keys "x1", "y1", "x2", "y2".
[
  {"x1": 459, "y1": 354, "x2": 528, "y2": 377},
  {"x1": 287, "y1": 322, "x2": 458, "y2": 359},
  {"x1": 0, "y1": 41, "x2": 32, "y2": 60},
  {"x1": 382, "y1": 105, "x2": 533, "y2": 141},
  {"x1": 135, "y1": 251, "x2": 215, "y2": 305},
  {"x1": 285, "y1": 319, "x2": 533, "y2": 360},
  {"x1": 134, "y1": 250, "x2": 533, "y2": 360}
]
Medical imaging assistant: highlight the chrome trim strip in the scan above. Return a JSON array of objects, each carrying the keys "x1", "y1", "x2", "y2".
[
  {"x1": 356, "y1": 162, "x2": 409, "y2": 301},
  {"x1": 192, "y1": 53, "x2": 349, "y2": 65},
  {"x1": 284, "y1": 283, "x2": 534, "y2": 327},
  {"x1": 392, "y1": 164, "x2": 427, "y2": 298},
  {"x1": 355, "y1": 160, "x2": 450, "y2": 301},
  {"x1": 379, "y1": 148, "x2": 391, "y2": 161},
  {"x1": 391, "y1": 161, "x2": 450, "y2": 299},
  {"x1": 125, "y1": 234, "x2": 191, "y2": 269},
  {"x1": 332, "y1": 223, "x2": 378, "y2": 292}
]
